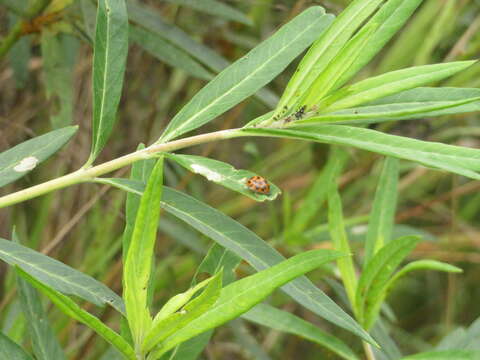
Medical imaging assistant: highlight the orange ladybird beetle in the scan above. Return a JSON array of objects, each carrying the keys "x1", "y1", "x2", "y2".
[{"x1": 246, "y1": 175, "x2": 270, "y2": 195}]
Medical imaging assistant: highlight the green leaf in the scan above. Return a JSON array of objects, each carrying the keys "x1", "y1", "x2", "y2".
[
  {"x1": 41, "y1": 31, "x2": 78, "y2": 128},
  {"x1": 319, "y1": 61, "x2": 476, "y2": 113},
  {"x1": 151, "y1": 274, "x2": 219, "y2": 329},
  {"x1": 149, "y1": 249, "x2": 344, "y2": 358},
  {"x1": 243, "y1": 304, "x2": 359, "y2": 360},
  {"x1": 14, "y1": 230, "x2": 65, "y2": 360},
  {"x1": 327, "y1": 180, "x2": 358, "y2": 308},
  {"x1": 16, "y1": 267, "x2": 136, "y2": 360},
  {"x1": 129, "y1": 25, "x2": 212, "y2": 80},
  {"x1": 88, "y1": 0, "x2": 128, "y2": 164},
  {"x1": 274, "y1": 0, "x2": 383, "y2": 117},
  {"x1": 241, "y1": 126, "x2": 480, "y2": 180},
  {"x1": 302, "y1": 22, "x2": 378, "y2": 107},
  {"x1": 0, "y1": 238, "x2": 124, "y2": 313},
  {"x1": 166, "y1": 244, "x2": 240, "y2": 360},
  {"x1": 143, "y1": 271, "x2": 223, "y2": 353},
  {"x1": 163, "y1": 0, "x2": 252, "y2": 26},
  {"x1": 364, "y1": 157, "x2": 399, "y2": 266},
  {"x1": 399, "y1": 350, "x2": 480, "y2": 360},
  {"x1": 158, "y1": 6, "x2": 331, "y2": 142},
  {"x1": 295, "y1": 96, "x2": 480, "y2": 125},
  {"x1": 0, "y1": 126, "x2": 78, "y2": 188},
  {"x1": 0, "y1": 332, "x2": 34, "y2": 360},
  {"x1": 288, "y1": 147, "x2": 348, "y2": 237},
  {"x1": 127, "y1": 2, "x2": 278, "y2": 108},
  {"x1": 356, "y1": 235, "x2": 420, "y2": 329},
  {"x1": 335, "y1": 0, "x2": 424, "y2": 88},
  {"x1": 124, "y1": 158, "x2": 164, "y2": 346},
  {"x1": 386, "y1": 260, "x2": 462, "y2": 291},
  {"x1": 96, "y1": 179, "x2": 376, "y2": 345},
  {"x1": 166, "y1": 153, "x2": 280, "y2": 201},
  {"x1": 121, "y1": 144, "x2": 156, "y2": 258}
]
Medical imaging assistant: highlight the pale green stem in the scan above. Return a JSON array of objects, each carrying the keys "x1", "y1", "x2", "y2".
[{"x1": 0, "y1": 129, "x2": 240, "y2": 209}]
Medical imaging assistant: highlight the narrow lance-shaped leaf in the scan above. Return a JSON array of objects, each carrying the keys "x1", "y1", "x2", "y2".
[
  {"x1": 327, "y1": 180, "x2": 358, "y2": 309},
  {"x1": 143, "y1": 271, "x2": 223, "y2": 353},
  {"x1": 13, "y1": 230, "x2": 66, "y2": 360},
  {"x1": 124, "y1": 158, "x2": 164, "y2": 346},
  {"x1": 364, "y1": 157, "x2": 399, "y2": 266},
  {"x1": 166, "y1": 244, "x2": 240, "y2": 360},
  {"x1": 243, "y1": 304, "x2": 359, "y2": 360},
  {"x1": 386, "y1": 260, "x2": 462, "y2": 292},
  {"x1": 273, "y1": 0, "x2": 384, "y2": 118},
  {"x1": 318, "y1": 61, "x2": 476, "y2": 113},
  {"x1": 0, "y1": 238, "x2": 124, "y2": 313},
  {"x1": 158, "y1": 6, "x2": 331, "y2": 142},
  {"x1": 95, "y1": 179, "x2": 376, "y2": 345},
  {"x1": 399, "y1": 350, "x2": 479, "y2": 360},
  {"x1": 88, "y1": 0, "x2": 128, "y2": 164},
  {"x1": 335, "y1": 0, "x2": 424, "y2": 88},
  {"x1": 163, "y1": 0, "x2": 252, "y2": 26},
  {"x1": 166, "y1": 153, "x2": 281, "y2": 201},
  {"x1": 356, "y1": 236, "x2": 420, "y2": 329},
  {"x1": 149, "y1": 249, "x2": 345, "y2": 358},
  {"x1": 295, "y1": 96, "x2": 480, "y2": 125},
  {"x1": 301, "y1": 23, "x2": 377, "y2": 108},
  {"x1": 0, "y1": 126, "x2": 78, "y2": 188},
  {"x1": 241, "y1": 126, "x2": 480, "y2": 181},
  {"x1": 16, "y1": 267, "x2": 136, "y2": 360},
  {"x1": 127, "y1": 2, "x2": 278, "y2": 108},
  {"x1": 0, "y1": 332, "x2": 34, "y2": 360}
]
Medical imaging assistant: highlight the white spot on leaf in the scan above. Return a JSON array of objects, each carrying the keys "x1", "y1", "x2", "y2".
[
  {"x1": 14, "y1": 156, "x2": 39, "y2": 172},
  {"x1": 351, "y1": 225, "x2": 368, "y2": 235},
  {"x1": 191, "y1": 164, "x2": 224, "y2": 182}
]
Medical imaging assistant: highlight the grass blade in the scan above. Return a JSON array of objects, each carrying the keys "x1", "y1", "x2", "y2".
[
  {"x1": 364, "y1": 157, "x2": 399, "y2": 266},
  {"x1": 0, "y1": 238, "x2": 124, "y2": 313},
  {"x1": 88, "y1": 0, "x2": 128, "y2": 164},
  {"x1": 163, "y1": 0, "x2": 252, "y2": 26},
  {"x1": 399, "y1": 350, "x2": 479, "y2": 360},
  {"x1": 0, "y1": 332, "x2": 34, "y2": 360},
  {"x1": 149, "y1": 249, "x2": 344, "y2": 358},
  {"x1": 243, "y1": 303, "x2": 359, "y2": 360},
  {"x1": 319, "y1": 61, "x2": 476, "y2": 112},
  {"x1": 166, "y1": 153, "x2": 280, "y2": 201},
  {"x1": 0, "y1": 126, "x2": 77, "y2": 188},
  {"x1": 129, "y1": 25, "x2": 212, "y2": 80},
  {"x1": 158, "y1": 6, "x2": 330, "y2": 142},
  {"x1": 16, "y1": 267, "x2": 136, "y2": 360},
  {"x1": 287, "y1": 147, "x2": 348, "y2": 238},
  {"x1": 96, "y1": 179, "x2": 376, "y2": 345},
  {"x1": 124, "y1": 158, "x2": 164, "y2": 347}
]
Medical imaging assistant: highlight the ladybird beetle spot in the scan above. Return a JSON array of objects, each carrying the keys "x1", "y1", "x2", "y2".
[{"x1": 246, "y1": 175, "x2": 270, "y2": 195}]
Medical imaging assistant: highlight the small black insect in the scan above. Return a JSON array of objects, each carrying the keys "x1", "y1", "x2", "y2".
[{"x1": 294, "y1": 105, "x2": 306, "y2": 120}]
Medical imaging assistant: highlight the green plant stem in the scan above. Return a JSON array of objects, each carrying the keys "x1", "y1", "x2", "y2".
[
  {"x1": 363, "y1": 341, "x2": 376, "y2": 360},
  {"x1": 0, "y1": 129, "x2": 240, "y2": 209},
  {"x1": 0, "y1": 0, "x2": 52, "y2": 59}
]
